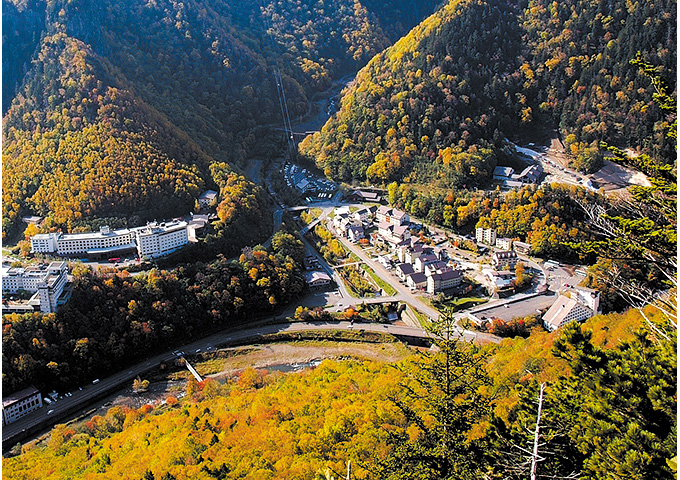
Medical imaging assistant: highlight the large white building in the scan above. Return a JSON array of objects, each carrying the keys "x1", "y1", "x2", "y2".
[
  {"x1": 2, "y1": 262, "x2": 70, "y2": 313},
  {"x1": 30, "y1": 232, "x2": 60, "y2": 253},
  {"x1": 135, "y1": 221, "x2": 189, "y2": 259},
  {"x1": 476, "y1": 227, "x2": 497, "y2": 246},
  {"x1": 31, "y1": 226, "x2": 136, "y2": 257},
  {"x1": 543, "y1": 286, "x2": 601, "y2": 332},
  {"x1": 57, "y1": 226, "x2": 136, "y2": 256},
  {"x1": 3, "y1": 387, "x2": 43, "y2": 425},
  {"x1": 30, "y1": 222, "x2": 190, "y2": 259}
]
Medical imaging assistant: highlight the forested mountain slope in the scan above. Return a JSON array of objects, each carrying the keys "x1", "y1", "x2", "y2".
[
  {"x1": 523, "y1": 0, "x2": 676, "y2": 166},
  {"x1": 300, "y1": 0, "x2": 676, "y2": 183},
  {"x1": 2, "y1": 0, "x2": 439, "y2": 239},
  {"x1": 4, "y1": 305, "x2": 675, "y2": 480},
  {"x1": 3, "y1": 32, "x2": 209, "y2": 232},
  {"x1": 2, "y1": 0, "x2": 46, "y2": 111}
]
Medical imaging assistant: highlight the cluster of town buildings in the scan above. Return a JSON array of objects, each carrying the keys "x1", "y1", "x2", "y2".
[
  {"x1": 30, "y1": 221, "x2": 194, "y2": 260},
  {"x1": 2, "y1": 261, "x2": 70, "y2": 314},
  {"x1": 394, "y1": 241, "x2": 463, "y2": 294},
  {"x1": 474, "y1": 226, "x2": 600, "y2": 331},
  {"x1": 284, "y1": 163, "x2": 336, "y2": 200},
  {"x1": 329, "y1": 205, "x2": 414, "y2": 247},
  {"x1": 329, "y1": 205, "x2": 465, "y2": 295},
  {"x1": 321, "y1": 200, "x2": 601, "y2": 334},
  {"x1": 329, "y1": 205, "x2": 374, "y2": 243}
]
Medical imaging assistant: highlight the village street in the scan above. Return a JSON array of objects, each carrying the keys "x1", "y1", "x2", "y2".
[{"x1": 312, "y1": 204, "x2": 502, "y2": 343}]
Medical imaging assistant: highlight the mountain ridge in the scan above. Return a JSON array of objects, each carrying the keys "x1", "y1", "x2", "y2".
[
  {"x1": 300, "y1": 0, "x2": 676, "y2": 184},
  {"x1": 2, "y1": 0, "x2": 440, "y2": 240}
]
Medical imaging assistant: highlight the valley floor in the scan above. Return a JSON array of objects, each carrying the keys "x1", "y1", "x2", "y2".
[{"x1": 22, "y1": 339, "x2": 415, "y2": 449}]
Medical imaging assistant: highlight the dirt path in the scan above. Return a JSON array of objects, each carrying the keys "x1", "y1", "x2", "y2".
[{"x1": 546, "y1": 137, "x2": 570, "y2": 167}]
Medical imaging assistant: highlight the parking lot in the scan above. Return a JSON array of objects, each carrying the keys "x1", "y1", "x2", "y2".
[
  {"x1": 283, "y1": 163, "x2": 337, "y2": 201},
  {"x1": 304, "y1": 255, "x2": 322, "y2": 270}
]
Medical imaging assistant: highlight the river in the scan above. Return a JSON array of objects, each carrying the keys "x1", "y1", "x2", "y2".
[{"x1": 290, "y1": 72, "x2": 356, "y2": 133}]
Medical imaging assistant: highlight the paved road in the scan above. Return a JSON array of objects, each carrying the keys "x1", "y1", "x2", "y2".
[
  {"x1": 301, "y1": 235, "x2": 351, "y2": 300},
  {"x1": 2, "y1": 318, "x2": 489, "y2": 449},
  {"x1": 262, "y1": 208, "x2": 285, "y2": 249},
  {"x1": 332, "y1": 224, "x2": 441, "y2": 320},
  {"x1": 290, "y1": 73, "x2": 355, "y2": 133}
]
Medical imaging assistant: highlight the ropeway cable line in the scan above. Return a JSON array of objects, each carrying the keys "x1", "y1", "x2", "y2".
[{"x1": 259, "y1": 1, "x2": 297, "y2": 153}]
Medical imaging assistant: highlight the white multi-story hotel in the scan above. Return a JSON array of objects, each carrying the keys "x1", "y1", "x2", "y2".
[
  {"x1": 3, "y1": 387, "x2": 43, "y2": 425},
  {"x1": 543, "y1": 286, "x2": 601, "y2": 332},
  {"x1": 30, "y1": 222, "x2": 190, "y2": 259},
  {"x1": 134, "y1": 221, "x2": 189, "y2": 259},
  {"x1": 30, "y1": 232, "x2": 60, "y2": 253},
  {"x1": 2, "y1": 262, "x2": 70, "y2": 313},
  {"x1": 57, "y1": 226, "x2": 136, "y2": 256},
  {"x1": 475, "y1": 227, "x2": 497, "y2": 246},
  {"x1": 31, "y1": 226, "x2": 136, "y2": 257}
]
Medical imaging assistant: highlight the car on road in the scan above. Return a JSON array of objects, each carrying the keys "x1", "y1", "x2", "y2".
[
  {"x1": 195, "y1": 348, "x2": 201, "y2": 353},
  {"x1": 47, "y1": 410, "x2": 54, "y2": 415}
]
